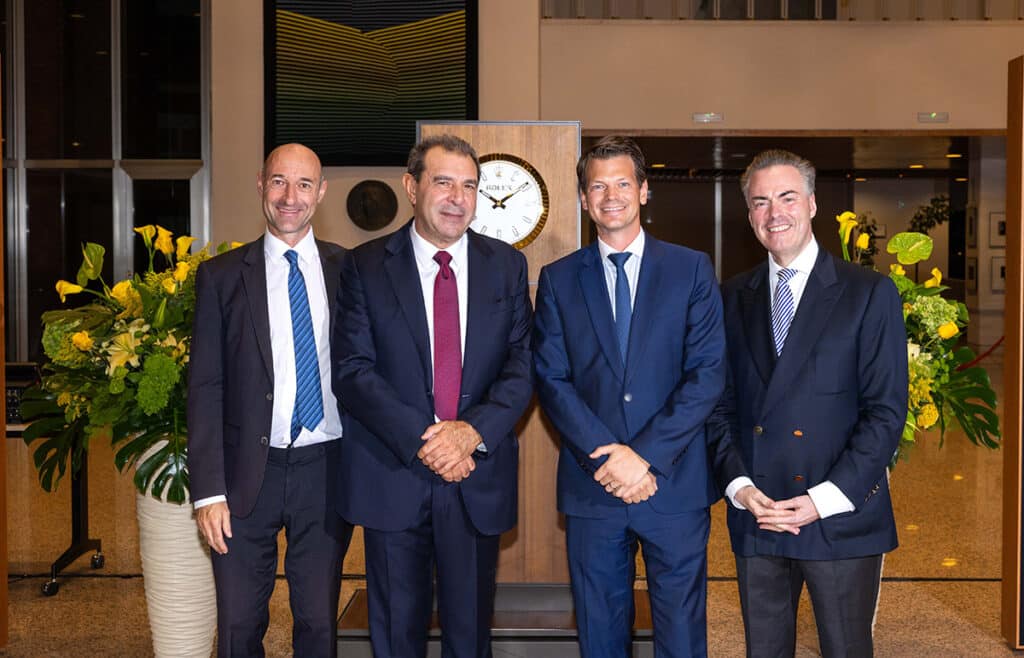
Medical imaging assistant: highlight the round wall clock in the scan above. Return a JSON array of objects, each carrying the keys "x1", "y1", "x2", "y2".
[
  {"x1": 347, "y1": 179, "x2": 398, "y2": 231},
  {"x1": 471, "y1": 153, "x2": 549, "y2": 249}
]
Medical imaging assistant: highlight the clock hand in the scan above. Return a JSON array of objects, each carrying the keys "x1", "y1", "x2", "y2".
[
  {"x1": 497, "y1": 181, "x2": 531, "y2": 206},
  {"x1": 478, "y1": 189, "x2": 505, "y2": 209}
]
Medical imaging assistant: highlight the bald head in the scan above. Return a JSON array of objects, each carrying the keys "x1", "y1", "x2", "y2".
[{"x1": 257, "y1": 143, "x2": 327, "y2": 247}]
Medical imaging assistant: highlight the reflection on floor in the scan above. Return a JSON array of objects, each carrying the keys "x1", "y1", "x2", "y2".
[{"x1": 2, "y1": 346, "x2": 1011, "y2": 656}]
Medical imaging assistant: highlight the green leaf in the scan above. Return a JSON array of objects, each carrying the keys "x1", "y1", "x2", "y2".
[
  {"x1": 76, "y1": 242, "x2": 106, "y2": 286},
  {"x1": 886, "y1": 232, "x2": 933, "y2": 265}
]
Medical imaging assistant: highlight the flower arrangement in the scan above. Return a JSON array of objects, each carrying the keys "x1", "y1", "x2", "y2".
[
  {"x1": 21, "y1": 226, "x2": 239, "y2": 503},
  {"x1": 837, "y1": 212, "x2": 1000, "y2": 464}
]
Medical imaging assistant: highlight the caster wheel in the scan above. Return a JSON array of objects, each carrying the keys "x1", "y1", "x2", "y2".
[
  {"x1": 91, "y1": 553, "x2": 105, "y2": 569},
  {"x1": 41, "y1": 580, "x2": 59, "y2": 597}
]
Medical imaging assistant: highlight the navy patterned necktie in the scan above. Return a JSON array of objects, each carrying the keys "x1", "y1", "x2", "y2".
[
  {"x1": 608, "y1": 252, "x2": 632, "y2": 364},
  {"x1": 285, "y1": 250, "x2": 323, "y2": 442},
  {"x1": 772, "y1": 268, "x2": 798, "y2": 356}
]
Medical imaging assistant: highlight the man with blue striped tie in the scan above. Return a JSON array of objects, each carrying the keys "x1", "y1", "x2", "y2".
[
  {"x1": 709, "y1": 149, "x2": 907, "y2": 657},
  {"x1": 188, "y1": 143, "x2": 352, "y2": 657}
]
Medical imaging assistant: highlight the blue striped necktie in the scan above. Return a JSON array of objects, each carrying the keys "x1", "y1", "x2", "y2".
[
  {"x1": 285, "y1": 250, "x2": 323, "y2": 443},
  {"x1": 772, "y1": 267, "x2": 798, "y2": 356},
  {"x1": 608, "y1": 252, "x2": 632, "y2": 364}
]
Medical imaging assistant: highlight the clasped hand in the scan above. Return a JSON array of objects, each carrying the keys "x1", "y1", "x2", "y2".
[
  {"x1": 735, "y1": 486, "x2": 820, "y2": 535},
  {"x1": 590, "y1": 444, "x2": 657, "y2": 504},
  {"x1": 419, "y1": 420, "x2": 480, "y2": 483}
]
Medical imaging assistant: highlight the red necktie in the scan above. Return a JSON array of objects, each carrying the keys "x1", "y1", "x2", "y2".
[{"x1": 433, "y1": 251, "x2": 461, "y2": 420}]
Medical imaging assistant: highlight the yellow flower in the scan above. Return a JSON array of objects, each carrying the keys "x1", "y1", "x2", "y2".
[
  {"x1": 173, "y1": 261, "x2": 190, "y2": 282},
  {"x1": 175, "y1": 236, "x2": 196, "y2": 260},
  {"x1": 56, "y1": 280, "x2": 84, "y2": 303},
  {"x1": 924, "y1": 267, "x2": 943, "y2": 288},
  {"x1": 836, "y1": 211, "x2": 858, "y2": 245},
  {"x1": 110, "y1": 280, "x2": 143, "y2": 318},
  {"x1": 916, "y1": 404, "x2": 939, "y2": 429},
  {"x1": 56, "y1": 392, "x2": 73, "y2": 408},
  {"x1": 230, "y1": 241, "x2": 244, "y2": 250},
  {"x1": 155, "y1": 226, "x2": 174, "y2": 256},
  {"x1": 938, "y1": 322, "x2": 959, "y2": 339},
  {"x1": 71, "y1": 331, "x2": 94, "y2": 351},
  {"x1": 855, "y1": 232, "x2": 870, "y2": 250},
  {"x1": 106, "y1": 332, "x2": 142, "y2": 375},
  {"x1": 907, "y1": 342, "x2": 921, "y2": 360},
  {"x1": 162, "y1": 277, "x2": 178, "y2": 295},
  {"x1": 890, "y1": 264, "x2": 906, "y2": 276},
  {"x1": 134, "y1": 225, "x2": 156, "y2": 248}
]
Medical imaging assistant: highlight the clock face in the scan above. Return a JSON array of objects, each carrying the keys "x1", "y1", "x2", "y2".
[{"x1": 471, "y1": 153, "x2": 549, "y2": 249}]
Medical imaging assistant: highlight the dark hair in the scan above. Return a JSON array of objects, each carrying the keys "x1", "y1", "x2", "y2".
[
  {"x1": 740, "y1": 149, "x2": 816, "y2": 200},
  {"x1": 406, "y1": 134, "x2": 480, "y2": 182},
  {"x1": 576, "y1": 135, "x2": 647, "y2": 193}
]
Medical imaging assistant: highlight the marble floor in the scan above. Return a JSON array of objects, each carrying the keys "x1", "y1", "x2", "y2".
[{"x1": 1, "y1": 345, "x2": 1012, "y2": 656}]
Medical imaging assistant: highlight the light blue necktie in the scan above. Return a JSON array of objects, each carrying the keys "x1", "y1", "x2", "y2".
[
  {"x1": 285, "y1": 250, "x2": 323, "y2": 442},
  {"x1": 772, "y1": 268, "x2": 798, "y2": 356},
  {"x1": 609, "y1": 252, "x2": 632, "y2": 364}
]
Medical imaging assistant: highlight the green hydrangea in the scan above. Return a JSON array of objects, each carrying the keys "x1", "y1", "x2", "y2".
[
  {"x1": 41, "y1": 321, "x2": 90, "y2": 368},
  {"x1": 135, "y1": 352, "x2": 181, "y2": 415},
  {"x1": 912, "y1": 295, "x2": 958, "y2": 337}
]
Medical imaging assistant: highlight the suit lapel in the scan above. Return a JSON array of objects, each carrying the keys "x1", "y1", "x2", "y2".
[
  {"x1": 383, "y1": 225, "x2": 432, "y2": 385},
  {"x1": 240, "y1": 237, "x2": 274, "y2": 380},
  {"x1": 579, "y1": 244, "x2": 625, "y2": 381},
  {"x1": 760, "y1": 249, "x2": 843, "y2": 416},
  {"x1": 739, "y1": 263, "x2": 774, "y2": 388},
  {"x1": 462, "y1": 230, "x2": 495, "y2": 402},
  {"x1": 623, "y1": 237, "x2": 663, "y2": 386}
]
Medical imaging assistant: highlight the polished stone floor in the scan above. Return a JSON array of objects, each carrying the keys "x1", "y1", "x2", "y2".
[{"x1": 1, "y1": 345, "x2": 1011, "y2": 656}]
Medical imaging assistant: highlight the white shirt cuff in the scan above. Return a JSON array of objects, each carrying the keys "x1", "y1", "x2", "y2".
[
  {"x1": 806, "y1": 481, "x2": 855, "y2": 519},
  {"x1": 725, "y1": 476, "x2": 755, "y2": 509},
  {"x1": 193, "y1": 495, "x2": 226, "y2": 510}
]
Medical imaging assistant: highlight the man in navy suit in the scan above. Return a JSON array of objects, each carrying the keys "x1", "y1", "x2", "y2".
[
  {"x1": 188, "y1": 143, "x2": 352, "y2": 657},
  {"x1": 709, "y1": 149, "x2": 908, "y2": 657},
  {"x1": 533, "y1": 135, "x2": 726, "y2": 657},
  {"x1": 332, "y1": 134, "x2": 532, "y2": 658}
]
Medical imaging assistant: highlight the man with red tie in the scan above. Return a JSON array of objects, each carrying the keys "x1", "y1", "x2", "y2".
[{"x1": 332, "y1": 134, "x2": 533, "y2": 658}]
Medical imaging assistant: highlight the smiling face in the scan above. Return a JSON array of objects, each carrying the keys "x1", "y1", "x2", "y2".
[
  {"x1": 745, "y1": 164, "x2": 817, "y2": 267},
  {"x1": 580, "y1": 155, "x2": 649, "y2": 250},
  {"x1": 257, "y1": 143, "x2": 326, "y2": 247},
  {"x1": 404, "y1": 146, "x2": 479, "y2": 249}
]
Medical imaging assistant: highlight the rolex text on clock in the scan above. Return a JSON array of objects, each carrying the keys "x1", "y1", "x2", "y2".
[{"x1": 472, "y1": 153, "x2": 550, "y2": 249}]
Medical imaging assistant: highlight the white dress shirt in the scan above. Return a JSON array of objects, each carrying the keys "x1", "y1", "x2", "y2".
[
  {"x1": 724, "y1": 237, "x2": 855, "y2": 519},
  {"x1": 597, "y1": 229, "x2": 645, "y2": 315},
  {"x1": 194, "y1": 230, "x2": 343, "y2": 510}
]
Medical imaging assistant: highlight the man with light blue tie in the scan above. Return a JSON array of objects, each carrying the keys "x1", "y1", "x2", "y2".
[
  {"x1": 188, "y1": 143, "x2": 352, "y2": 657},
  {"x1": 534, "y1": 135, "x2": 726, "y2": 657},
  {"x1": 708, "y1": 149, "x2": 907, "y2": 657}
]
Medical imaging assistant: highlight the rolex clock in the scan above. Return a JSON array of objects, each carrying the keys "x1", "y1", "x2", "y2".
[{"x1": 471, "y1": 153, "x2": 549, "y2": 249}]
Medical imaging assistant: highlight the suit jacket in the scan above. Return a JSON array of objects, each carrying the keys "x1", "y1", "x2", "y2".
[
  {"x1": 710, "y1": 246, "x2": 908, "y2": 560},
  {"x1": 533, "y1": 236, "x2": 726, "y2": 518},
  {"x1": 332, "y1": 222, "x2": 533, "y2": 536},
  {"x1": 187, "y1": 236, "x2": 345, "y2": 518}
]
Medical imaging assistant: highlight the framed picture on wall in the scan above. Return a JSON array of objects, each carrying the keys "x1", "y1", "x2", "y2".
[
  {"x1": 989, "y1": 212, "x2": 1007, "y2": 248},
  {"x1": 966, "y1": 206, "x2": 977, "y2": 248},
  {"x1": 875, "y1": 223, "x2": 887, "y2": 239},
  {"x1": 992, "y1": 255, "x2": 1006, "y2": 293},
  {"x1": 966, "y1": 256, "x2": 977, "y2": 295},
  {"x1": 264, "y1": 1, "x2": 479, "y2": 166}
]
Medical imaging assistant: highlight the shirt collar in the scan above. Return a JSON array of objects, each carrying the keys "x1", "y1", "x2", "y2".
[
  {"x1": 410, "y1": 222, "x2": 469, "y2": 273},
  {"x1": 264, "y1": 228, "x2": 319, "y2": 265},
  {"x1": 597, "y1": 229, "x2": 645, "y2": 264},
  {"x1": 768, "y1": 236, "x2": 818, "y2": 279}
]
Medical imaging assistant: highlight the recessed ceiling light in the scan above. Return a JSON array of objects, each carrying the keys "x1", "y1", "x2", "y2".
[
  {"x1": 854, "y1": 177, "x2": 867, "y2": 182},
  {"x1": 946, "y1": 153, "x2": 962, "y2": 158},
  {"x1": 955, "y1": 177, "x2": 968, "y2": 182},
  {"x1": 941, "y1": 558, "x2": 959, "y2": 567},
  {"x1": 650, "y1": 163, "x2": 666, "y2": 169},
  {"x1": 953, "y1": 474, "x2": 964, "y2": 481},
  {"x1": 909, "y1": 164, "x2": 925, "y2": 169},
  {"x1": 905, "y1": 524, "x2": 920, "y2": 531}
]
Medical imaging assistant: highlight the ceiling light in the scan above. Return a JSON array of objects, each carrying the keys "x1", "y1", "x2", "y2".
[
  {"x1": 855, "y1": 177, "x2": 867, "y2": 182},
  {"x1": 909, "y1": 164, "x2": 925, "y2": 169},
  {"x1": 953, "y1": 474, "x2": 964, "y2": 481},
  {"x1": 650, "y1": 163, "x2": 666, "y2": 169},
  {"x1": 955, "y1": 177, "x2": 968, "y2": 182},
  {"x1": 941, "y1": 558, "x2": 959, "y2": 567},
  {"x1": 946, "y1": 153, "x2": 962, "y2": 158},
  {"x1": 905, "y1": 524, "x2": 920, "y2": 531}
]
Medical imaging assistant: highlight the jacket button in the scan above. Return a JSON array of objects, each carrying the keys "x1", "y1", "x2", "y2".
[
  {"x1": 793, "y1": 475, "x2": 804, "y2": 482},
  {"x1": 623, "y1": 393, "x2": 633, "y2": 402},
  {"x1": 260, "y1": 436, "x2": 269, "y2": 446},
  {"x1": 753, "y1": 425, "x2": 764, "y2": 435},
  {"x1": 266, "y1": 392, "x2": 273, "y2": 401}
]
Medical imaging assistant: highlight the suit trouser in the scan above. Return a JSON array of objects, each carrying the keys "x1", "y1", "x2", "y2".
[
  {"x1": 363, "y1": 478, "x2": 501, "y2": 658},
  {"x1": 211, "y1": 440, "x2": 352, "y2": 658},
  {"x1": 566, "y1": 507, "x2": 711, "y2": 658},
  {"x1": 735, "y1": 553, "x2": 883, "y2": 658}
]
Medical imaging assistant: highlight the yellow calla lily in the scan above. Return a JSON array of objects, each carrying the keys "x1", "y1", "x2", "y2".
[
  {"x1": 71, "y1": 331, "x2": 94, "y2": 351},
  {"x1": 154, "y1": 226, "x2": 174, "y2": 256},
  {"x1": 924, "y1": 267, "x2": 943, "y2": 288},
  {"x1": 938, "y1": 322, "x2": 959, "y2": 339},
  {"x1": 173, "y1": 261, "x2": 190, "y2": 282},
  {"x1": 890, "y1": 264, "x2": 906, "y2": 276},
  {"x1": 110, "y1": 280, "x2": 143, "y2": 318},
  {"x1": 175, "y1": 236, "x2": 196, "y2": 260},
  {"x1": 855, "y1": 232, "x2": 870, "y2": 250},
  {"x1": 230, "y1": 241, "x2": 245, "y2": 250},
  {"x1": 835, "y1": 211, "x2": 858, "y2": 246},
  {"x1": 162, "y1": 277, "x2": 178, "y2": 295},
  {"x1": 56, "y1": 280, "x2": 84, "y2": 303},
  {"x1": 134, "y1": 225, "x2": 156, "y2": 248}
]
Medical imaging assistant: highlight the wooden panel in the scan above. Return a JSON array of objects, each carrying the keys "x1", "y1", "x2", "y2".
[
  {"x1": 1002, "y1": 55, "x2": 1024, "y2": 650},
  {"x1": 419, "y1": 121, "x2": 581, "y2": 583},
  {"x1": 1, "y1": 64, "x2": 8, "y2": 647}
]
